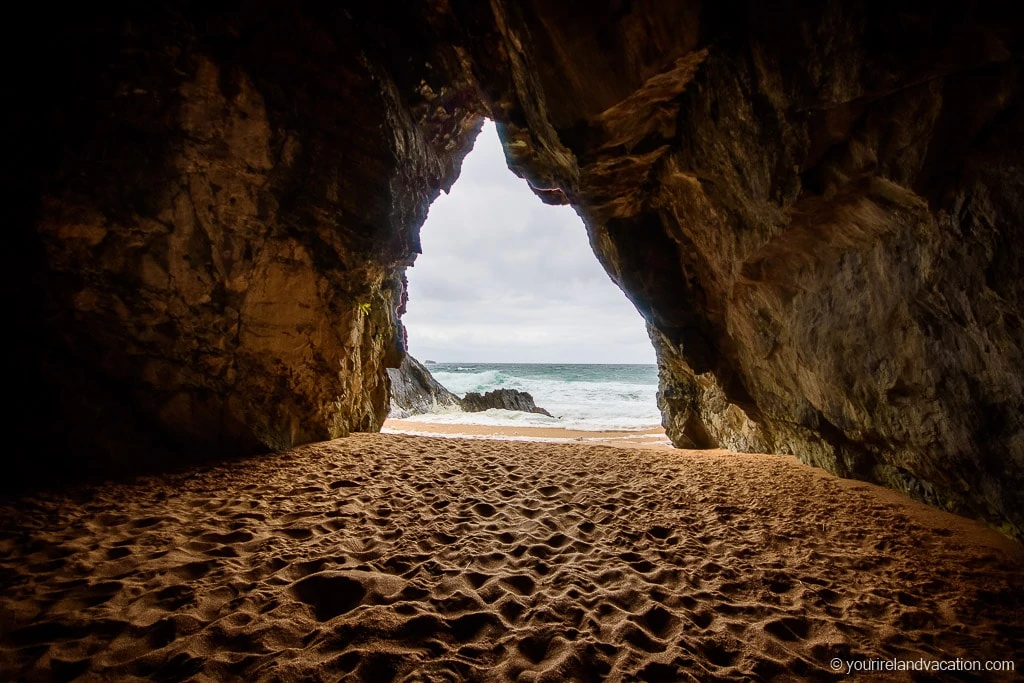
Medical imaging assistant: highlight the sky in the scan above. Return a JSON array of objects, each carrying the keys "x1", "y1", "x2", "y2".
[{"x1": 401, "y1": 121, "x2": 656, "y2": 364}]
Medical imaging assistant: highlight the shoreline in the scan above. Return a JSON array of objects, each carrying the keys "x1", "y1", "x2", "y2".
[{"x1": 383, "y1": 418, "x2": 672, "y2": 449}]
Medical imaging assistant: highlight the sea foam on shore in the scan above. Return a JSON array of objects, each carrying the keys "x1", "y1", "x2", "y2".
[{"x1": 398, "y1": 363, "x2": 661, "y2": 431}]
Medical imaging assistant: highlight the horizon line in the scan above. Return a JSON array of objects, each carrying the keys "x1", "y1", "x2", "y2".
[{"x1": 416, "y1": 360, "x2": 657, "y2": 365}]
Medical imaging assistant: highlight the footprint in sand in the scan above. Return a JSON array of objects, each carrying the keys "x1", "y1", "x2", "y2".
[{"x1": 0, "y1": 434, "x2": 1020, "y2": 682}]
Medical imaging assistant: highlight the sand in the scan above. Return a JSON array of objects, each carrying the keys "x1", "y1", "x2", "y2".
[
  {"x1": 0, "y1": 433, "x2": 1020, "y2": 682},
  {"x1": 383, "y1": 419, "x2": 672, "y2": 450}
]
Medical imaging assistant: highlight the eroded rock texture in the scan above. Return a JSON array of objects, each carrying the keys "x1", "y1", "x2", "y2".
[
  {"x1": 5, "y1": 1, "x2": 1023, "y2": 536},
  {"x1": 387, "y1": 355, "x2": 461, "y2": 418},
  {"x1": 6, "y1": 3, "x2": 482, "y2": 480},
  {"x1": 478, "y1": 0, "x2": 1024, "y2": 537}
]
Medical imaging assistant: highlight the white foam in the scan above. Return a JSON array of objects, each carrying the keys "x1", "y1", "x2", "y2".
[
  {"x1": 395, "y1": 408, "x2": 659, "y2": 432},
  {"x1": 393, "y1": 364, "x2": 662, "y2": 431}
]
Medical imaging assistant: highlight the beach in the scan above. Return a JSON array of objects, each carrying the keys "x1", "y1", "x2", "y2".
[
  {"x1": 0, "y1": 432, "x2": 1020, "y2": 681},
  {"x1": 384, "y1": 419, "x2": 672, "y2": 450},
  {"x1": 383, "y1": 362, "x2": 673, "y2": 449}
]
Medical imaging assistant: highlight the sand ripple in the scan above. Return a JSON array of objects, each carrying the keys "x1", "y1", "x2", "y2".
[{"x1": 0, "y1": 434, "x2": 1020, "y2": 681}]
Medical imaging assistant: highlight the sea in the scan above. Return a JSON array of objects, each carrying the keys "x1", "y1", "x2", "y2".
[{"x1": 389, "y1": 362, "x2": 662, "y2": 432}]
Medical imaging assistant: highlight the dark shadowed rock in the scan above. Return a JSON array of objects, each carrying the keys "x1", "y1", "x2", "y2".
[
  {"x1": 387, "y1": 356, "x2": 461, "y2": 418},
  {"x1": 462, "y1": 390, "x2": 553, "y2": 418}
]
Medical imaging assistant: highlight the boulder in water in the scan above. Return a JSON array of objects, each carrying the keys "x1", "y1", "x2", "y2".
[
  {"x1": 461, "y1": 389, "x2": 553, "y2": 417},
  {"x1": 387, "y1": 356, "x2": 461, "y2": 418}
]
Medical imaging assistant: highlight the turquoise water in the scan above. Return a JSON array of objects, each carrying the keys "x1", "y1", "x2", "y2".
[{"x1": 403, "y1": 363, "x2": 661, "y2": 431}]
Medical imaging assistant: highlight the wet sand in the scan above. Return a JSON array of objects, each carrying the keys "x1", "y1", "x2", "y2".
[
  {"x1": 384, "y1": 419, "x2": 672, "y2": 450},
  {"x1": 0, "y1": 433, "x2": 1020, "y2": 681}
]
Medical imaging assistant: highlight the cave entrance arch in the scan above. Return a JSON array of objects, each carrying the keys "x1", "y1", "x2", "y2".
[
  {"x1": 394, "y1": 120, "x2": 662, "y2": 434},
  {"x1": 402, "y1": 120, "x2": 653, "y2": 366},
  {"x1": 8, "y1": 1, "x2": 1021, "y2": 538}
]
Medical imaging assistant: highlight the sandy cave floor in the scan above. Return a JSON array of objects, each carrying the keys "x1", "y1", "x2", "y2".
[{"x1": 0, "y1": 433, "x2": 1021, "y2": 681}]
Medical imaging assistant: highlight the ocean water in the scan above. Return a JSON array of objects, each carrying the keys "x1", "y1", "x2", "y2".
[{"x1": 393, "y1": 363, "x2": 662, "y2": 431}]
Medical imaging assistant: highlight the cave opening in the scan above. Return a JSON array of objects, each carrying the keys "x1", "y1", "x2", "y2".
[
  {"x1": 405, "y1": 120, "x2": 653, "y2": 365},
  {"x1": 1, "y1": 5, "x2": 1022, "y2": 680},
  {"x1": 389, "y1": 120, "x2": 666, "y2": 439}
]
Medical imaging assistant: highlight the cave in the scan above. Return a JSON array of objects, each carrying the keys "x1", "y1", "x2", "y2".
[
  {"x1": 6, "y1": 0, "x2": 1021, "y2": 536},
  {"x1": 1, "y1": 1, "x2": 1022, "y2": 678}
]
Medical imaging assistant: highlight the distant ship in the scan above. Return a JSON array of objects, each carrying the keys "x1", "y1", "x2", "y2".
[{"x1": 424, "y1": 359, "x2": 437, "y2": 365}]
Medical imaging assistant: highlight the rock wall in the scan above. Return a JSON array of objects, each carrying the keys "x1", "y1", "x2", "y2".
[
  {"x1": 474, "y1": 0, "x2": 1024, "y2": 538},
  {"x1": 5, "y1": 1, "x2": 1023, "y2": 537},
  {"x1": 650, "y1": 325, "x2": 770, "y2": 453},
  {"x1": 4, "y1": 3, "x2": 482, "y2": 482}
]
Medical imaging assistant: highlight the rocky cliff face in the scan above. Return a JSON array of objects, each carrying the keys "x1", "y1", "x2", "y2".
[
  {"x1": 466, "y1": 0, "x2": 1024, "y2": 539},
  {"x1": 387, "y1": 356, "x2": 461, "y2": 418},
  {"x1": 6, "y1": 1, "x2": 1023, "y2": 537},
  {"x1": 5, "y1": 3, "x2": 482, "y2": 480}
]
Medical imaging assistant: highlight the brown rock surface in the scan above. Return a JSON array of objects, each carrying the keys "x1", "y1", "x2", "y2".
[
  {"x1": 4, "y1": 2, "x2": 1024, "y2": 537},
  {"x1": 464, "y1": 1, "x2": 1024, "y2": 539},
  {"x1": 6, "y1": 4, "x2": 482, "y2": 480}
]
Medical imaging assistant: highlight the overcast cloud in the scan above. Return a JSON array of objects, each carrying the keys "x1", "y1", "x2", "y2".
[{"x1": 402, "y1": 121, "x2": 656, "y2": 364}]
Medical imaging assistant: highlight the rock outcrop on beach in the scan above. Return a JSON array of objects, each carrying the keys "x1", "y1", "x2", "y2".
[
  {"x1": 387, "y1": 357, "x2": 554, "y2": 418},
  {"x1": 387, "y1": 356, "x2": 461, "y2": 418},
  {"x1": 6, "y1": 2, "x2": 1024, "y2": 536},
  {"x1": 462, "y1": 389, "x2": 554, "y2": 418}
]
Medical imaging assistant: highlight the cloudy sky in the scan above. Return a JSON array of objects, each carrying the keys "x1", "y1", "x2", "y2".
[{"x1": 402, "y1": 121, "x2": 656, "y2": 364}]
